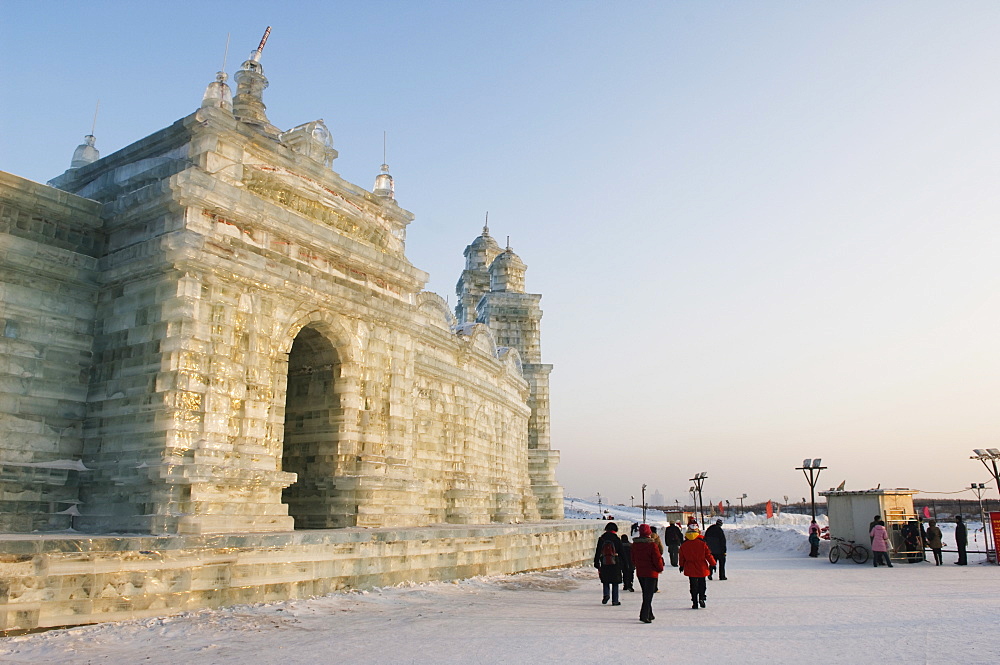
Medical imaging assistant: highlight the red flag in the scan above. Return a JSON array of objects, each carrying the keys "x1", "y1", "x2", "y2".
[
  {"x1": 766, "y1": 500, "x2": 774, "y2": 519},
  {"x1": 718, "y1": 501, "x2": 724, "y2": 514},
  {"x1": 923, "y1": 506, "x2": 931, "y2": 519}
]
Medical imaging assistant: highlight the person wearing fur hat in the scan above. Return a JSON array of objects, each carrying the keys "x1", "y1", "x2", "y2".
[
  {"x1": 631, "y1": 523, "x2": 665, "y2": 623},
  {"x1": 678, "y1": 527, "x2": 716, "y2": 609},
  {"x1": 649, "y1": 525, "x2": 665, "y2": 555},
  {"x1": 594, "y1": 522, "x2": 624, "y2": 605}
]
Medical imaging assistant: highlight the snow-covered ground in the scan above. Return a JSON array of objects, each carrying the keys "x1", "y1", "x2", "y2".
[{"x1": 1, "y1": 500, "x2": 996, "y2": 664}]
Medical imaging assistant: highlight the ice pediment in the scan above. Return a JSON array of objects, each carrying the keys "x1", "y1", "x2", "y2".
[
  {"x1": 454, "y1": 322, "x2": 498, "y2": 358},
  {"x1": 417, "y1": 292, "x2": 457, "y2": 330},
  {"x1": 241, "y1": 163, "x2": 406, "y2": 255},
  {"x1": 496, "y1": 346, "x2": 524, "y2": 376}
]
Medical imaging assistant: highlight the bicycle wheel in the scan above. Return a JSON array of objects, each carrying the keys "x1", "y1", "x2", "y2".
[
  {"x1": 829, "y1": 545, "x2": 841, "y2": 563},
  {"x1": 851, "y1": 546, "x2": 869, "y2": 564}
]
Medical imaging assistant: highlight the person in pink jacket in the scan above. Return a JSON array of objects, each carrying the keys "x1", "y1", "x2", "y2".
[{"x1": 870, "y1": 520, "x2": 894, "y2": 568}]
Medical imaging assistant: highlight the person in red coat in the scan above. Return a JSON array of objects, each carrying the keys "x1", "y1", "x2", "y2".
[
  {"x1": 678, "y1": 527, "x2": 716, "y2": 609},
  {"x1": 631, "y1": 523, "x2": 665, "y2": 623}
]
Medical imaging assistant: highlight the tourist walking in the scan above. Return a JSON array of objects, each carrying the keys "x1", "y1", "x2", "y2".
[
  {"x1": 870, "y1": 520, "x2": 893, "y2": 568},
  {"x1": 924, "y1": 520, "x2": 944, "y2": 566},
  {"x1": 594, "y1": 522, "x2": 624, "y2": 605},
  {"x1": 649, "y1": 525, "x2": 665, "y2": 555},
  {"x1": 678, "y1": 527, "x2": 716, "y2": 609},
  {"x1": 808, "y1": 519, "x2": 821, "y2": 558},
  {"x1": 620, "y1": 534, "x2": 636, "y2": 592},
  {"x1": 954, "y1": 516, "x2": 968, "y2": 565},
  {"x1": 631, "y1": 524, "x2": 665, "y2": 623},
  {"x1": 704, "y1": 518, "x2": 727, "y2": 580},
  {"x1": 664, "y1": 522, "x2": 683, "y2": 567}
]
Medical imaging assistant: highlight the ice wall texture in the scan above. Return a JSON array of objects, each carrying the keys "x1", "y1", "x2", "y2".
[
  {"x1": 0, "y1": 521, "x2": 601, "y2": 633},
  {"x1": 0, "y1": 173, "x2": 102, "y2": 532},
  {"x1": 0, "y1": 75, "x2": 561, "y2": 535}
]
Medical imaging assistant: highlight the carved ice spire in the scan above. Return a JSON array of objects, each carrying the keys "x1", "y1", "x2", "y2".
[
  {"x1": 202, "y1": 34, "x2": 233, "y2": 112},
  {"x1": 373, "y1": 132, "x2": 394, "y2": 199},
  {"x1": 233, "y1": 27, "x2": 278, "y2": 133},
  {"x1": 202, "y1": 71, "x2": 233, "y2": 112},
  {"x1": 70, "y1": 101, "x2": 100, "y2": 169},
  {"x1": 70, "y1": 134, "x2": 99, "y2": 169},
  {"x1": 489, "y1": 236, "x2": 527, "y2": 293}
]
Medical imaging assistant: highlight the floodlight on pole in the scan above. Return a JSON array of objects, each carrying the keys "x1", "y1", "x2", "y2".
[
  {"x1": 689, "y1": 472, "x2": 708, "y2": 529},
  {"x1": 795, "y1": 457, "x2": 828, "y2": 520},
  {"x1": 970, "y1": 449, "x2": 1000, "y2": 501}
]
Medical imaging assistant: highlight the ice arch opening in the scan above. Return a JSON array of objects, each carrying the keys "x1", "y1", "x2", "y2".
[{"x1": 281, "y1": 325, "x2": 342, "y2": 528}]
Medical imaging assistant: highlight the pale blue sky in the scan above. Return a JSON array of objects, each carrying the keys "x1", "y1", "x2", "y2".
[{"x1": 2, "y1": 1, "x2": 998, "y2": 508}]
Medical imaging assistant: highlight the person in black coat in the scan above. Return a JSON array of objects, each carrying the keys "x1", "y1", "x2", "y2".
[
  {"x1": 594, "y1": 522, "x2": 624, "y2": 604},
  {"x1": 663, "y1": 522, "x2": 684, "y2": 567},
  {"x1": 620, "y1": 534, "x2": 635, "y2": 592},
  {"x1": 954, "y1": 515, "x2": 968, "y2": 565},
  {"x1": 704, "y1": 518, "x2": 728, "y2": 580},
  {"x1": 902, "y1": 519, "x2": 922, "y2": 563}
]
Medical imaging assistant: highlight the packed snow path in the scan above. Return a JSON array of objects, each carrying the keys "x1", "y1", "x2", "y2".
[{"x1": 1, "y1": 545, "x2": 996, "y2": 664}]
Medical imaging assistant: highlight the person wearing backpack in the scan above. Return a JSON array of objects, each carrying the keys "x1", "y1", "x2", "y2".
[
  {"x1": 594, "y1": 522, "x2": 624, "y2": 605},
  {"x1": 631, "y1": 523, "x2": 665, "y2": 623}
]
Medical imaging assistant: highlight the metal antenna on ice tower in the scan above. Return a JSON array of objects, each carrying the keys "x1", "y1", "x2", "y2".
[
  {"x1": 222, "y1": 32, "x2": 231, "y2": 71},
  {"x1": 251, "y1": 26, "x2": 271, "y2": 62},
  {"x1": 90, "y1": 100, "x2": 100, "y2": 136}
]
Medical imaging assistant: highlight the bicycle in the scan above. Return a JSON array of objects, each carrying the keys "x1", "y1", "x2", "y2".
[{"x1": 828, "y1": 537, "x2": 870, "y2": 564}]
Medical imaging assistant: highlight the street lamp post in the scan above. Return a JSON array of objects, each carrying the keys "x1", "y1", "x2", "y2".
[
  {"x1": 689, "y1": 472, "x2": 708, "y2": 529},
  {"x1": 641, "y1": 484, "x2": 648, "y2": 523},
  {"x1": 970, "y1": 482, "x2": 993, "y2": 560},
  {"x1": 795, "y1": 458, "x2": 827, "y2": 520},
  {"x1": 739, "y1": 493, "x2": 747, "y2": 517}
]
